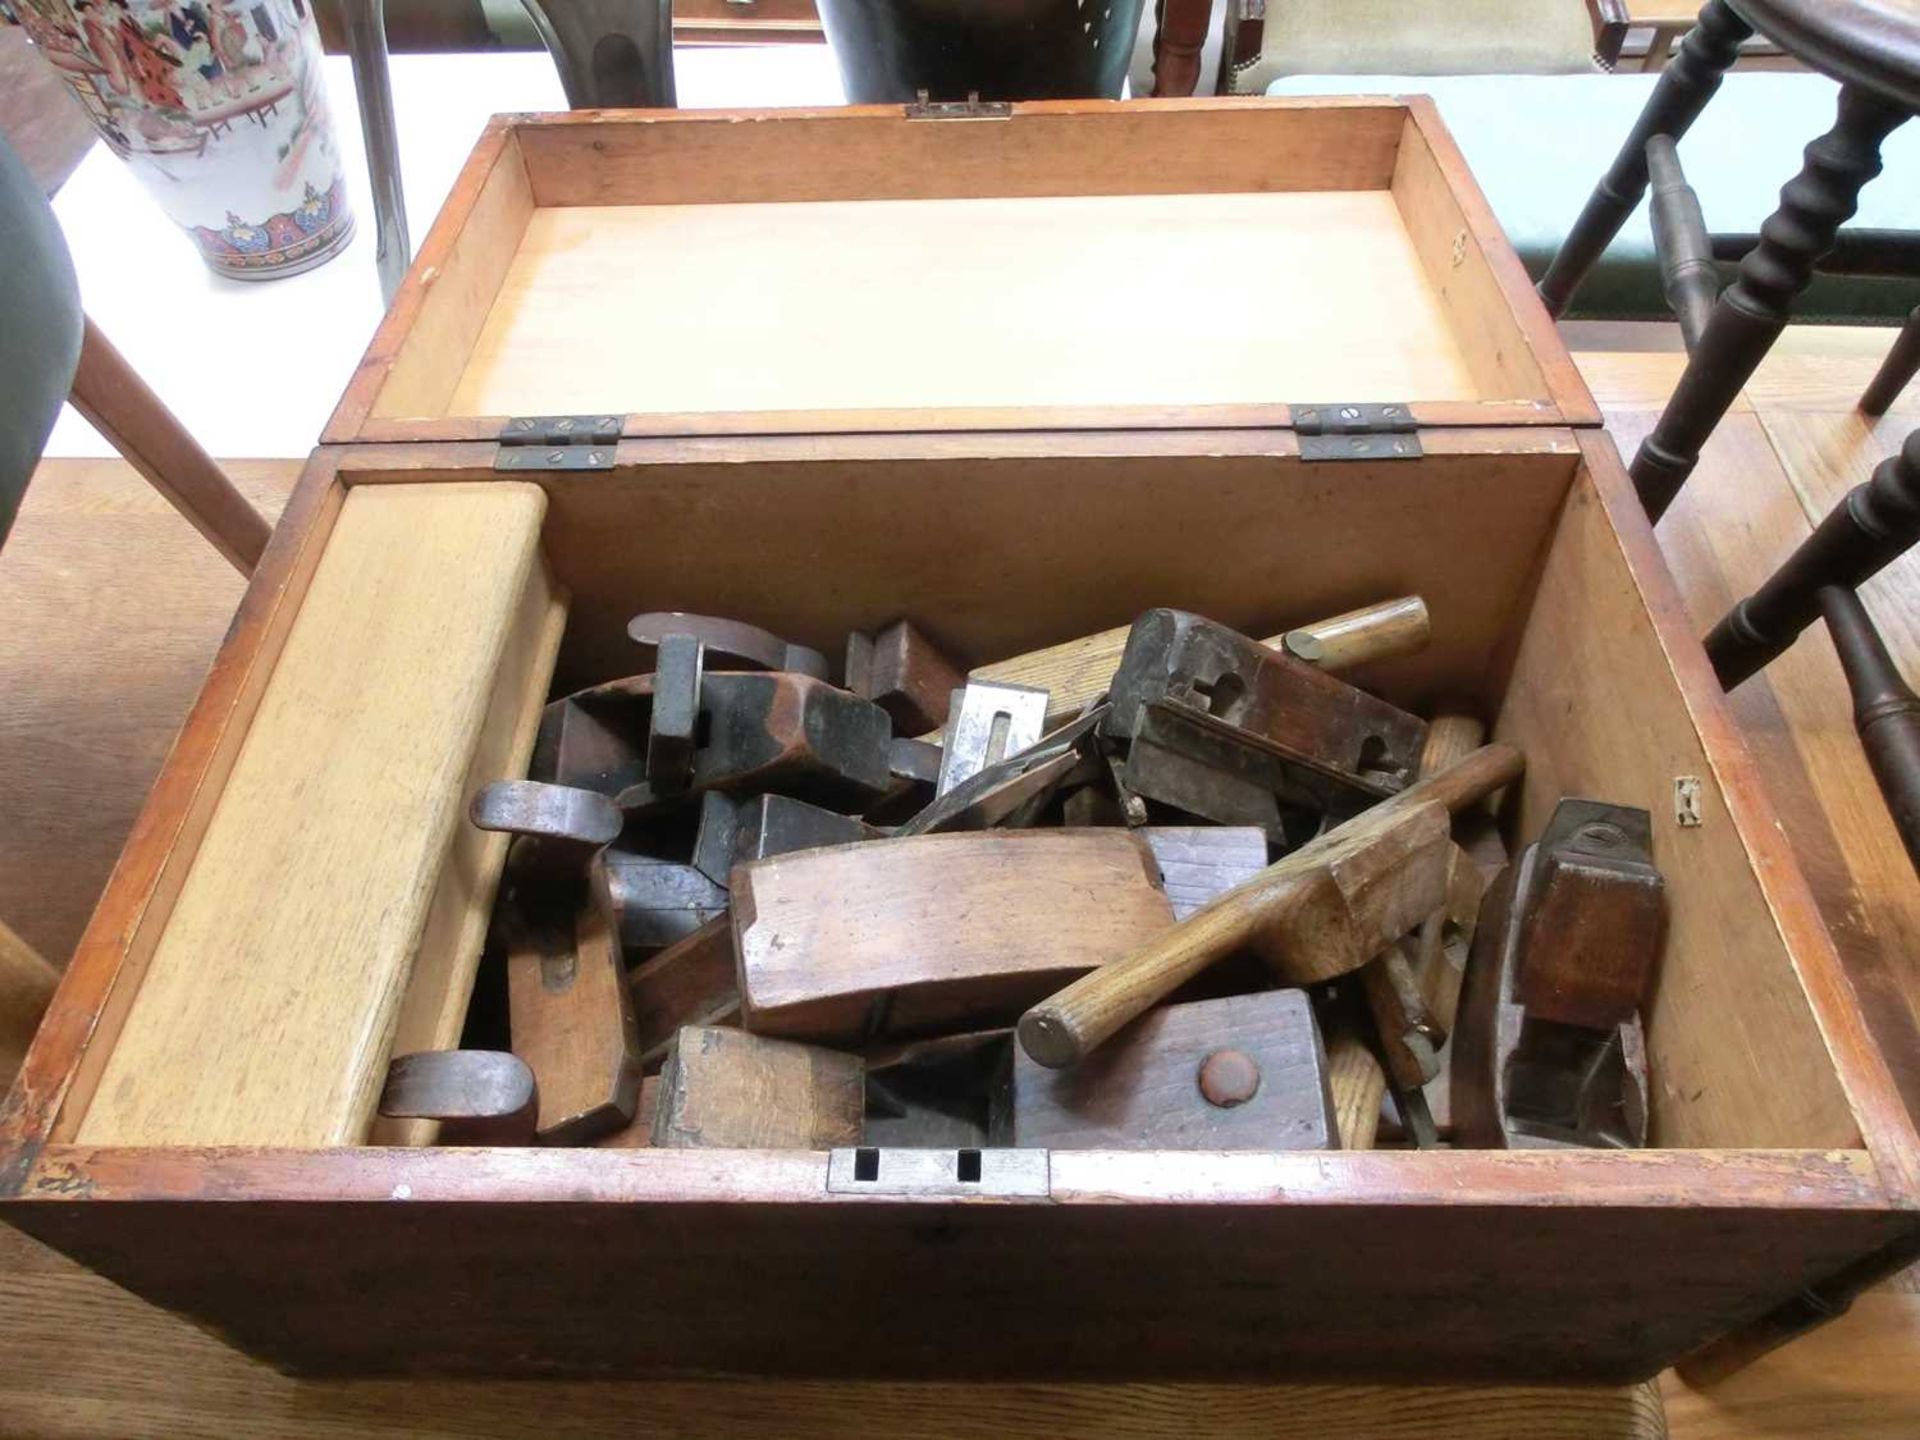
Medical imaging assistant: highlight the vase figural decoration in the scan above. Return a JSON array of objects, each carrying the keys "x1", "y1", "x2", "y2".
[{"x1": 15, "y1": 0, "x2": 353, "y2": 279}]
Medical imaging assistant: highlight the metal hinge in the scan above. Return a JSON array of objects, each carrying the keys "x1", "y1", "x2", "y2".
[
  {"x1": 495, "y1": 414, "x2": 621, "y2": 471},
  {"x1": 905, "y1": 91, "x2": 1013, "y2": 121},
  {"x1": 1293, "y1": 403, "x2": 1422, "y2": 461}
]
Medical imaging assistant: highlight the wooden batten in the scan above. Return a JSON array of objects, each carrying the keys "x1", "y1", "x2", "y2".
[{"x1": 64, "y1": 482, "x2": 560, "y2": 1149}]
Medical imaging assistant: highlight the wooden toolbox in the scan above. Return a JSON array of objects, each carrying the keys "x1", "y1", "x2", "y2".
[{"x1": 3, "y1": 99, "x2": 1916, "y2": 1381}]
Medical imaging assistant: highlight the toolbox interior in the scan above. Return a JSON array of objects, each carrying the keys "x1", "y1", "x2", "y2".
[
  {"x1": 356, "y1": 101, "x2": 1564, "y2": 429},
  {"x1": 51, "y1": 436, "x2": 1867, "y2": 1157}
]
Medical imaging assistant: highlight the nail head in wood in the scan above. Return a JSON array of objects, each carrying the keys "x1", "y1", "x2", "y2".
[{"x1": 1197, "y1": 1048, "x2": 1261, "y2": 1107}]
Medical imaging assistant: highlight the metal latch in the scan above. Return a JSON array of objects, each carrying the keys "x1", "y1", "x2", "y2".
[
  {"x1": 826, "y1": 1146, "x2": 1049, "y2": 1197},
  {"x1": 905, "y1": 91, "x2": 1013, "y2": 121},
  {"x1": 1293, "y1": 403, "x2": 1422, "y2": 461},
  {"x1": 495, "y1": 414, "x2": 621, "y2": 471}
]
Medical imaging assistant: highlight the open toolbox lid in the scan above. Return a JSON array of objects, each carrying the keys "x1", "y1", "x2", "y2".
[{"x1": 325, "y1": 97, "x2": 1599, "y2": 451}]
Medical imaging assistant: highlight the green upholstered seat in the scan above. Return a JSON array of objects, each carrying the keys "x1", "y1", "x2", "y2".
[{"x1": 1265, "y1": 72, "x2": 1920, "y2": 323}]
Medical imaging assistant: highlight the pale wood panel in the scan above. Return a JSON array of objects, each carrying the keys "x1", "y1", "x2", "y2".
[
  {"x1": 1390, "y1": 109, "x2": 1555, "y2": 412},
  {"x1": 369, "y1": 556, "x2": 569, "y2": 1148},
  {"x1": 447, "y1": 192, "x2": 1484, "y2": 420},
  {"x1": 1493, "y1": 459, "x2": 1859, "y2": 1150},
  {"x1": 72, "y1": 483, "x2": 551, "y2": 1148},
  {"x1": 366, "y1": 131, "x2": 534, "y2": 422},
  {"x1": 512, "y1": 100, "x2": 1411, "y2": 209},
  {"x1": 525, "y1": 439, "x2": 1577, "y2": 705},
  {"x1": 1612, "y1": 408, "x2": 1920, "y2": 1123}
]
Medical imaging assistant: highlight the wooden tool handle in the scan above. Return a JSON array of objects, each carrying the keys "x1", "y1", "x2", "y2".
[
  {"x1": 1410, "y1": 715, "x2": 1490, "y2": 1033},
  {"x1": 1286, "y1": 595, "x2": 1430, "y2": 672},
  {"x1": 1018, "y1": 744, "x2": 1524, "y2": 1068},
  {"x1": 1017, "y1": 890, "x2": 1266, "y2": 1068},
  {"x1": 1325, "y1": 1033, "x2": 1385, "y2": 1149}
]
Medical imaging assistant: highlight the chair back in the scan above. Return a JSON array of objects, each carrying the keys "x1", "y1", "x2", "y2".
[{"x1": 0, "y1": 132, "x2": 82, "y2": 551}]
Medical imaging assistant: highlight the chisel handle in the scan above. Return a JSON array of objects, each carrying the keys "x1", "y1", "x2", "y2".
[
  {"x1": 1282, "y1": 595, "x2": 1430, "y2": 672},
  {"x1": 1018, "y1": 743, "x2": 1523, "y2": 1069}
]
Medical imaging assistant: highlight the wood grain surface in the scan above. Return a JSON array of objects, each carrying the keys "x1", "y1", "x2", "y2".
[
  {"x1": 652, "y1": 1026, "x2": 863, "y2": 1149},
  {"x1": 73, "y1": 481, "x2": 552, "y2": 1148},
  {"x1": 735, "y1": 830, "x2": 1176, "y2": 1042},
  {"x1": 1, "y1": 318, "x2": 1918, "y2": 1431}
]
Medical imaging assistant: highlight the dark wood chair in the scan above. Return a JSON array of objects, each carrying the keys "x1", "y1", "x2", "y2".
[
  {"x1": 519, "y1": 0, "x2": 676, "y2": 108},
  {"x1": 1538, "y1": 0, "x2": 1920, "y2": 520},
  {"x1": 1702, "y1": 424, "x2": 1920, "y2": 873}
]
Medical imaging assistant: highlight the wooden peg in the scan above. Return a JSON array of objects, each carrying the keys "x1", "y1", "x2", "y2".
[
  {"x1": 1324, "y1": 1034, "x2": 1384, "y2": 1150},
  {"x1": 846, "y1": 619, "x2": 966, "y2": 733},
  {"x1": 735, "y1": 830, "x2": 1176, "y2": 1044},
  {"x1": 1281, "y1": 594, "x2": 1430, "y2": 673},
  {"x1": 651, "y1": 1026, "x2": 865, "y2": 1149},
  {"x1": 1018, "y1": 744, "x2": 1524, "y2": 1069},
  {"x1": 379, "y1": 1050, "x2": 538, "y2": 1146}
]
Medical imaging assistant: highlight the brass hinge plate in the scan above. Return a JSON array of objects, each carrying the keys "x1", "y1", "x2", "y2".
[
  {"x1": 495, "y1": 414, "x2": 621, "y2": 471},
  {"x1": 1293, "y1": 403, "x2": 1422, "y2": 461}
]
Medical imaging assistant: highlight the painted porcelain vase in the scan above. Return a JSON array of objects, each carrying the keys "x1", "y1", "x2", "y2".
[{"x1": 14, "y1": 0, "x2": 353, "y2": 278}]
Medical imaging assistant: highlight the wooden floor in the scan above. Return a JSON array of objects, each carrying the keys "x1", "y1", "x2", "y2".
[{"x1": 1, "y1": 326, "x2": 1918, "y2": 1435}]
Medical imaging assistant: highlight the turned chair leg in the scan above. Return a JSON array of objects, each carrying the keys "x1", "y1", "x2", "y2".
[
  {"x1": 1820, "y1": 586, "x2": 1920, "y2": 870},
  {"x1": 1861, "y1": 304, "x2": 1920, "y2": 417},
  {"x1": 1151, "y1": 0, "x2": 1213, "y2": 97},
  {"x1": 66, "y1": 318, "x2": 270, "y2": 575},
  {"x1": 519, "y1": 0, "x2": 676, "y2": 109},
  {"x1": 1706, "y1": 427, "x2": 1920, "y2": 688},
  {"x1": 1537, "y1": 0, "x2": 1751, "y2": 316},
  {"x1": 1631, "y1": 86, "x2": 1911, "y2": 520}
]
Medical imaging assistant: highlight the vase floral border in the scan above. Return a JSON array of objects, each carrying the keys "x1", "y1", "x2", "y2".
[{"x1": 191, "y1": 172, "x2": 353, "y2": 276}]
